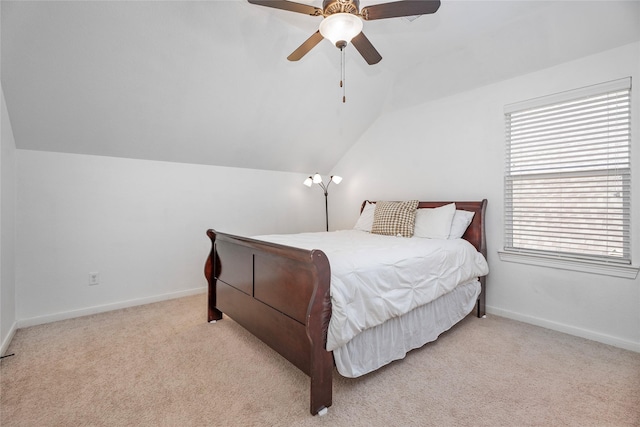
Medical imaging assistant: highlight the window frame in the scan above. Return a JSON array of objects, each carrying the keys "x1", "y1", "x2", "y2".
[{"x1": 499, "y1": 77, "x2": 638, "y2": 279}]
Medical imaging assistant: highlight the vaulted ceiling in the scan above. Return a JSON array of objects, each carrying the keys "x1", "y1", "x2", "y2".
[{"x1": 2, "y1": 1, "x2": 639, "y2": 174}]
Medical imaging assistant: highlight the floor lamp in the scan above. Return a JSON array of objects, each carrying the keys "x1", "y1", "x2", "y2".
[{"x1": 304, "y1": 173, "x2": 342, "y2": 231}]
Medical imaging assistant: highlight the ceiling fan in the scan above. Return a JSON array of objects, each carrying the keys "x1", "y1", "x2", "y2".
[{"x1": 248, "y1": 0, "x2": 441, "y2": 65}]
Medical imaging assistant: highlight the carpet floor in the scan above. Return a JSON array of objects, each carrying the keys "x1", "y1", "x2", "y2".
[{"x1": 2, "y1": 293, "x2": 639, "y2": 426}]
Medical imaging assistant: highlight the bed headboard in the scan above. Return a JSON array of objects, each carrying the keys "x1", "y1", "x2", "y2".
[{"x1": 360, "y1": 200, "x2": 488, "y2": 259}]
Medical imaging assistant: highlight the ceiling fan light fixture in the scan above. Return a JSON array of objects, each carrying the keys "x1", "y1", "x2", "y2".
[{"x1": 319, "y1": 13, "x2": 363, "y2": 47}]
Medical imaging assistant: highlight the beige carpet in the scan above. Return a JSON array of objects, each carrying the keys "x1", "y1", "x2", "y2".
[{"x1": 1, "y1": 293, "x2": 639, "y2": 426}]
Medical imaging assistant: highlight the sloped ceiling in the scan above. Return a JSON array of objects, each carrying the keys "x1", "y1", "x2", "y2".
[{"x1": 2, "y1": 0, "x2": 639, "y2": 174}]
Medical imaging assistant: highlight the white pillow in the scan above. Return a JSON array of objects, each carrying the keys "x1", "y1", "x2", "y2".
[
  {"x1": 353, "y1": 202, "x2": 376, "y2": 232},
  {"x1": 413, "y1": 203, "x2": 456, "y2": 239},
  {"x1": 449, "y1": 210, "x2": 475, "y2": 239}
]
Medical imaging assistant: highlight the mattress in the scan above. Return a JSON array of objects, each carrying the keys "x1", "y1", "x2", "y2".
[{"x1": 254, "y1": 230, "x2": 489, "y2": 351}]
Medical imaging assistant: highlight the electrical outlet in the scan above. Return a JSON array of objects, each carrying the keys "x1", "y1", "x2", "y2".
[{"x1": 89, "y1": 272, "x2": 99, "y2": 286}]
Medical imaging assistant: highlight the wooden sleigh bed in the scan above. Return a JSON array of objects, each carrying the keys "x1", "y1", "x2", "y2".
[{"x1": 204, "y1": 200, "x2": 487, "y2": 415}]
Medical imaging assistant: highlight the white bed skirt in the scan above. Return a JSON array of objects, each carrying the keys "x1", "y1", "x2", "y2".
[{"x1": 333, "y1": 280, "x2": 481, "y2": 378}]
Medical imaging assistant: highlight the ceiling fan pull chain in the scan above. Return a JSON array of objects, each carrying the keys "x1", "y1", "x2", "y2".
[{"x1": 341, "y1": 46, "x2": 346, "y2": 103}]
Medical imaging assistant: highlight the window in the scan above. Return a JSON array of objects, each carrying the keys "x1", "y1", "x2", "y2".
[{"x1": 503, "y1": 78, "x2": 632, "y2": 272}]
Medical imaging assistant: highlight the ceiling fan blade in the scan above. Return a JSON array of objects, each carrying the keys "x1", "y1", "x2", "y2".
[
  {"x1": 360, "y1": 0, "x2": 440, "y2": 21},
  {"x1": 287, "y1": 31, "x2": 324, "y2": 61},
  {"x1": 248, "y1": 0, "x2": 323, "y2": 16},
  {"x1": 351, "y1": 32, "x2": 382, "y2": 65}
]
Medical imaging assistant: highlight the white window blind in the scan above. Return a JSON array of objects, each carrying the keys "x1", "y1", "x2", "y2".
[{"x1": 504, "y1": 78, "x2": 631, "y2": 264}]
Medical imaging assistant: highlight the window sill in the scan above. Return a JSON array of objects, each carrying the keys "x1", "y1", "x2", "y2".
[{"x1": 497, "y1": 250, "x2": 639, "y2": 279}]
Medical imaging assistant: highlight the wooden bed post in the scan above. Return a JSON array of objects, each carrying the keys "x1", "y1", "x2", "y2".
[
  {"x1": 205, "y1": 230, "x2": 223, "y2": 323},
  {"x1": 476, "y1": 199, "x2": 487, "y2": 318},
  {"x1": 307, "y1": 250, "x2": 333, "y2": 415}
]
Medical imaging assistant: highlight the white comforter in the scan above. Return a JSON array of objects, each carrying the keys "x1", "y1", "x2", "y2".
[{"x1": 254, "y1": 230, "x2": 489, "y2": 351}]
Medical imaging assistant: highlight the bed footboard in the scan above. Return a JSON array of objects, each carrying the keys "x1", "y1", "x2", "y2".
[{"x1": 204, "y1": 229, "x2": 333, "y2": 415}]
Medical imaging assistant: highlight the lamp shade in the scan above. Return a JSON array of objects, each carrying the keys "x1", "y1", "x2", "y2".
[
  {"x1": 303, "y1": 177, "x2": 313, "y2": 187},
  {"x1": 331, "y1": 175, "x2": 342, "y2": 184},
  {"x1": 319, "y1": 13, "x2": 363, "y2": 46},
  {"x1": 312, "y1": 173, "x2": 323, "y2": 184}
]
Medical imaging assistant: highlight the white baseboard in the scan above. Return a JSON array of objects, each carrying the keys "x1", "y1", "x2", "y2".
[
  {"x1": 1, "y1": 321, "x2": 17, "y2": 357},
  {"x1": 16, "y1": 287, "x2": 207, "y2": 329},
  {"x1": 487, "y1": 305, "x2": 640, "y2": 353},
  {"x1": 11, "y1": 292, "x2": 638, "y2": 354}
]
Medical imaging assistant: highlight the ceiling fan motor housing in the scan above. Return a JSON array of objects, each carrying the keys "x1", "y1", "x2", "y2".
[{"x1": 322, "y1": 0, "x2": 360, "y2": 16}]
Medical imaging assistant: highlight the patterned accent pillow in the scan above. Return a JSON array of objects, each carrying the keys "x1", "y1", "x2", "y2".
[{"x1": 371, "y1": 200, "x2": 419, "y2": 237}]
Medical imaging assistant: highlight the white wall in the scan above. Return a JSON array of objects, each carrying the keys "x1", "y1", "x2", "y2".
[
  {"x1": 1, "y1": 86, "x2": 17, "y2": 354},
  {"x1": 15, "y1": 150, "x2": 326, "y2": 325},
  {"x1": 331, "y1": 42, "x2": 640, "y2": 352}
]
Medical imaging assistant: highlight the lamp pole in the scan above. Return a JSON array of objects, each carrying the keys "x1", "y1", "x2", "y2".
[
  {"x1": 323, "y1": 188, "x2": 329, "y2": 232},
  {"x1": 315, "y1": 180, "x2": 332, "y2": 232}
]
